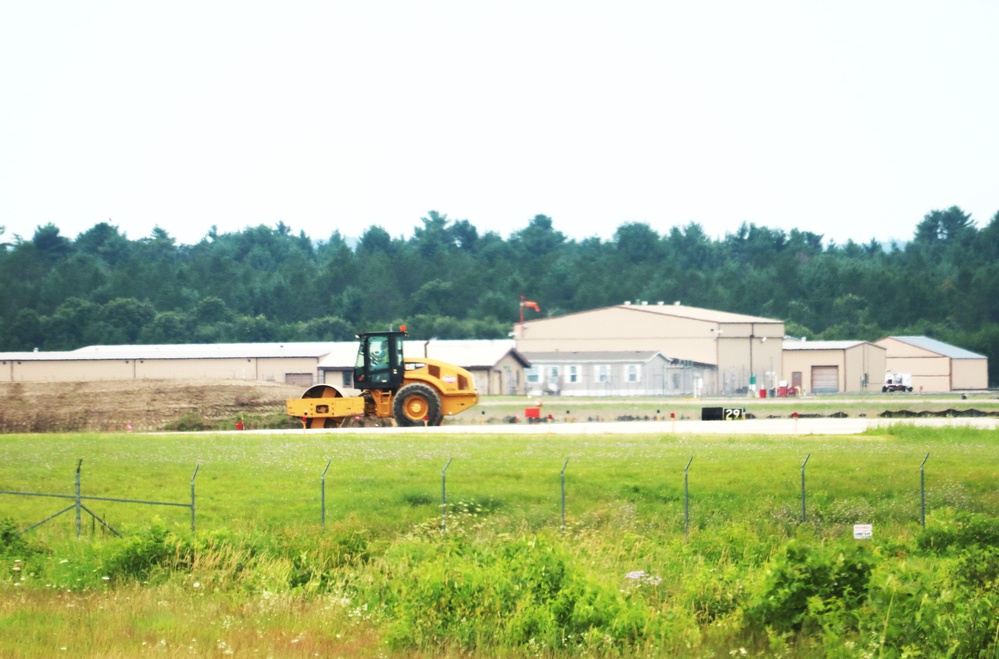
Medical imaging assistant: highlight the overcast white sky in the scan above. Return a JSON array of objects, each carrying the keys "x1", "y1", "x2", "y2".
[{"x1": 2, "y1": 1, "x2": 998, "y2": 247}]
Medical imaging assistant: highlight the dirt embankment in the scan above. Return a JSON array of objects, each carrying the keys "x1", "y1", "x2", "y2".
[{"x1": 0, "y1": 380, "x2": 304, "y2": 433}]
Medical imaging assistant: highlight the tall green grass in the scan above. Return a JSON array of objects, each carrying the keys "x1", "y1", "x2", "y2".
[{"x1": 1, "y1": 426, "x2": 997, "y2": 657}]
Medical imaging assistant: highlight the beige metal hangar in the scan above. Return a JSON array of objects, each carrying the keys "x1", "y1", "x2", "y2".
[
  {"x1": 874, "y1": 336, "x2": 989, "y2": 392},
  {"x1": 513, "y1": 302, "x2": 785, "y2": 395},
  {"x1": 781, "y1": 339, "x2": 887, "y2": 394},
  {"x1": 0, "y1": 343, "x2": 334, "y2": 384}
]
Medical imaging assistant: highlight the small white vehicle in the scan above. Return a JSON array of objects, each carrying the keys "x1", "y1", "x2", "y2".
[{"x1": 883, "y1": 371, "x2": 913, "y2": 392}]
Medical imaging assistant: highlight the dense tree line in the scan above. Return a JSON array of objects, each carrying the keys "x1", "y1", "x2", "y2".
[{"x1": 1, "y1": 207, "x2": 997, "y2": 385}]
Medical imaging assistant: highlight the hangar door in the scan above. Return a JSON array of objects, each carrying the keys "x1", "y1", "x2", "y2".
[
  {"x1": 285, "y1": 373, "x2": 314, "y2": 387},
  {"x1": 811, "y1": 366, "x2": 839, "y2": 393}
]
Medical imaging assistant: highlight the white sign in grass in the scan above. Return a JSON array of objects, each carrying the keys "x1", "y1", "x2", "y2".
[{"x1": 853, "y1": 524, "x2": 873, "y2": 539}]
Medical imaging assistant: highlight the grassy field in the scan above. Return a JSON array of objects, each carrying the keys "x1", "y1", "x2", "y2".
[{"x1": 1, "y1": 426, "x2": 997, "y2": 657}]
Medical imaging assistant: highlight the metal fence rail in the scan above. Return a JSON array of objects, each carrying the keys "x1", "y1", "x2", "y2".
[
  {"x1": 3, "y1": 455, "x2": 946, "y2": 539},
  {"x1": 0, "y1": 459, "x2": 200, "y2": 537}
]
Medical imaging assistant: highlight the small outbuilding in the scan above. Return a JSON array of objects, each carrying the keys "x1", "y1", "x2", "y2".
[
  {"x1": 873, "y1": 336, "x2": 989, "y2": 392},
  {"x1": 781, "y1": 339, "x2": 887, "y2": 394},
  {"x1": 519, "y1": 350, "x2": 713, "y2": 397}
]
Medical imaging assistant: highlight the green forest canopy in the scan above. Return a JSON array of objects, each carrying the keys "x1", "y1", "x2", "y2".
[{"x1": 1, "y1": 207, "x2": 998, "y2": 385}]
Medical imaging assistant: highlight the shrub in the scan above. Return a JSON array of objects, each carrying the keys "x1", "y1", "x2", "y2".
[
  {"x1": 953, "y1": 545, "x2": 999, "y2": 590},
  {"x1": 862, "y1": 548, "x2": 999, "y2": 657},
  {"x1": 917, "y1": 510, "x2": 999, "y2": 553},
  {"x1": 745, "y1": 539, "x2": 874, "y2": 635},
  {"x1": 0, "y1": 517, "x2": 39, "y2": 558},
  {"x1": 282, "y1": 527, "x2": 372, "y2": 591},
  {"x1": 371, "y1": 533, "x2": 670, "y2": 655},
  {"x1": 101, "y1": 518, "x2": 187, "y2": 582},
  {"x1": 162, "y1": 413, "x2": 213, "y2": 432}
]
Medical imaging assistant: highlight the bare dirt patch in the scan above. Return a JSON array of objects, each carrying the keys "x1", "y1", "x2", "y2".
[{"x1": 0, "y1": 379, "x2": 304, "y2": 433}]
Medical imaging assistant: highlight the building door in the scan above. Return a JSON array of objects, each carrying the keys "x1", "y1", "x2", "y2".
[
  {"x1": 285, "y1": 373, "x2": 314, "y2": 387},
  {"x1": 810, "y1": 366, "x2": 839, "y2": 393},
  {"x1": 503, "y1": 365, "x2": 517, "y2": 395}
]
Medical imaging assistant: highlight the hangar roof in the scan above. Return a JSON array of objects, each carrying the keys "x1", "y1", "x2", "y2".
[
  {"x1": 1, "y1": 343, "x2": 335, "y2": 361},
  {"x1": 615, "y1": 302, "x2": 780, "y2": 324},
  {"x1": 884, "y1": 336, "x2": 986, "y2": 360},
  {"x1": 2, "y1": 340, "x2": 529, "y2": 370},
  {"x1": 782, "y1": 339, "x2": 870, "y2": 351}
]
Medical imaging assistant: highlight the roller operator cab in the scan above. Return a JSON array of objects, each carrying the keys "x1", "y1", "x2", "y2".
[{"x1": 287, "y1": 328, "x2": 479, "y2": 428}]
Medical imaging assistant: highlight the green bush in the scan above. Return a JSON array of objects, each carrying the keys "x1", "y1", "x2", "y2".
[
  {"x1": 370, "y1": 533, "x2": 670, "y2": 655},
  {"x1": 281, "y1": 527, "x2": 373, "y2": 591},
  {"x1": 0, "y1": 517, "x2": 39, "y2": 558},
  {"x1": 101, "y1": 518, "x2": 185, "y2": 582},
  {"x1": 917, "y1": 510, "x2": 999, "y2": 553},
  {"x1": 862, "y1": 551, "x2": 999, "y2": 657},
  {"x1": 162, "y1": 413, "x2": 214, "y2": 432},
  {"x1": 953, "y1": 545, "x2": 999, "y2": 590},
  {"x1": 745, "y1": 539, "x2": 873, "y2": 635}
]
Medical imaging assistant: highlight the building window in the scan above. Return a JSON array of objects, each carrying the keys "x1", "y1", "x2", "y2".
[
  {"x1": 567, "y1": 365, "x2": 579, "y2": 383},
  {"x1": 547, "y1": 366, "x2": 560, "y2": 381},
  {"x1": 594, "y1": 364, "x2": 610, "y2": 383},
  {"x1": 626, "y1": 364, "x2": 641, "y2": 383},
  {"x1": 526, "y1": 366, "x2": 540, "y2": 384}
]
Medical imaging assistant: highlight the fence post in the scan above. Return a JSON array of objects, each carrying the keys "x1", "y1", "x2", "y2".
[
  {"x1": 441, "y1": 458, "x2": 453, "y2": 533},
  {"x1": 190, "y1": 464, "x2": 200, "y2": 534},
  {"x1": 561, "y1": 458, "x2": 569, "y2": 534},
  {"x1": 920, "y1": 452, "x2": 929, "y2": 528},
  {"x1": 684, "y1": 456, "x2": 693, "y2": 541},
  {"x1": 321, "y1": 460, "x2": 332, "y2": 528},
  {"x1": 75, "y1": 459, "x2": 83, "y2": 538},
  {"x1": 800, "y1": 453, "x2": 811, "y2": 522}
]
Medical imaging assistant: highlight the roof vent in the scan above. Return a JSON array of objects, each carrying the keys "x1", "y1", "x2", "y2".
[
  {"x1": 624, "y1": 300, "x2": 631, "y2": 305},
  {"x1": 674, "y1": 301, "x2": 681, "y2": 306},
  {"x1": 641, "y1": 300, "x2": 648, "y2": 305},
  {"x1": 657, "y1": 301, "x2": 665, "y2": 305}
]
